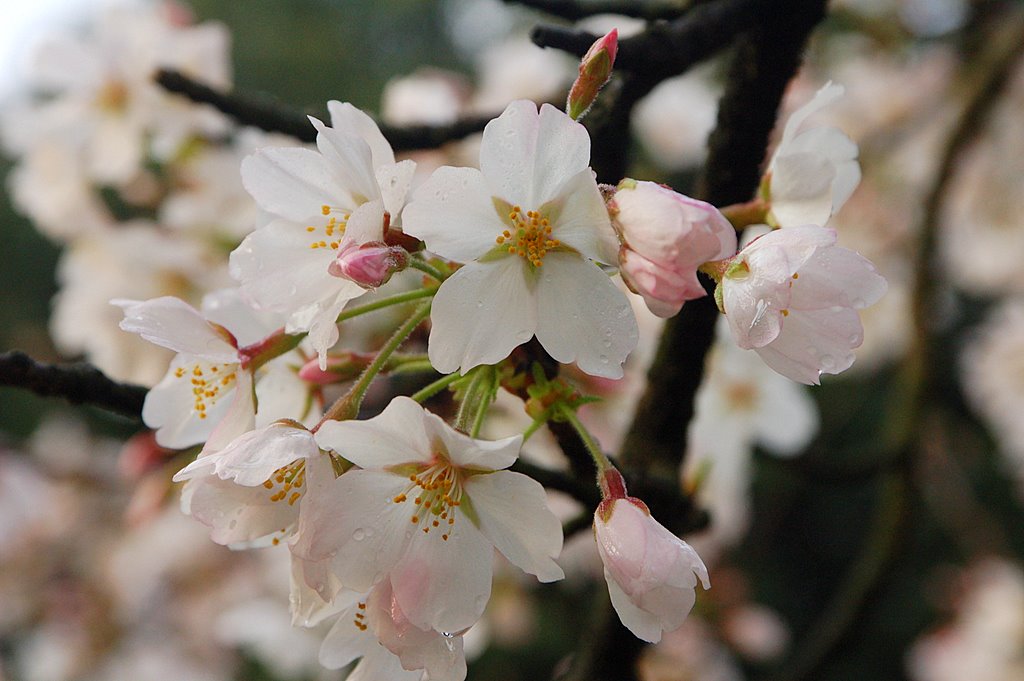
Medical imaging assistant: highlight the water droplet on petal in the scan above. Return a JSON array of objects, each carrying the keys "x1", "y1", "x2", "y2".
[{"x1": 353, "y1": 528, "x2": 366, "y2": 541}]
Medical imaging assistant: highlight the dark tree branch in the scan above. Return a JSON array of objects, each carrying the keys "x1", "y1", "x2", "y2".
[
  {"x1": 620, "y1": 0, "x2": 829, "y2": 481},
  {"x1": 507, "y1": 0, "x2": 692, "y2": 21},
  {"x1": 0, "y1": 351, "x2": 147, "y2": 420},
  {"x1": 154, "y1": 69, "x2": 494, "y2": 152},
  {"x1": 531, "y1": 0, "x2": 773, "y2": 76}
]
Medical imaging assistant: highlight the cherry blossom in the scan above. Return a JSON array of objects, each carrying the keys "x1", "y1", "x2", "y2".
[
  {"x1": 610, "y1": 180, "x2": 737, "y2": 317},
  {"x1": 766, "y1": 82, "x2": 860, "y2": 228},
  {"x1": 230, "y1": 100, "x2": 416, "y2": 366},
  {"x1": 594, "y1": 469, "x2": 710, "y2": 643},
  {"x1": 173, "y1": 420, "x2": 326, "y2": 547},
  {"x1": 719, "y1": 225, "x2": 887, "y2": 384},
  {"x1": 291, "y1": 396, "x2": 564, "y2": 633},
  {"x1": 402, "y1": 100, "x2": 638, "y2": 378}
]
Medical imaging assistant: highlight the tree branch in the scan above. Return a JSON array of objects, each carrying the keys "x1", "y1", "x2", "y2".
[
  {"x1": 0, "y1": 351, "x2": 147, "y2": 420},
  {"x1": 154, "y1": 69, "x2": 493, "y2": 152},
  {"x1": 506, "y1": 0, "x2": 692, "y2": 21},
  {"x1": 620, "y1": 0, "x2": 829, "y2": 480},
  {"x1": 531, "y1": 0, "x2": 773, "y2": 76}
]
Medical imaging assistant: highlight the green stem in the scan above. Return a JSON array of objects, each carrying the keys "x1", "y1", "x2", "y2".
[
  {"x1": 335, "y1": 287, "x2": 436, "y2": 324},
  {"x1": 469, "y1": 367, "x2": 497, "y2": 438},
  {"x1": 410, "y1": 372, "x2": 463, "y2": 403},
  {"x1": 385, "y1": 357, "x2": 436, "y2": 375},
  {"x1": 522, "y1": 409, "x2": 552, "y2": 443},
  {"x1": 556, "y1": 402, "x2": 610, "y2": 475},
  {"x1": 320, "y1": 302, "x2": 431, "y2": 423},
  {"x1": 408, "y1": 258, "x2": 448, "y2": 282}
]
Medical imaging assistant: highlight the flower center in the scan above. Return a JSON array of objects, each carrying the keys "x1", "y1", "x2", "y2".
[
  {"x1": 173, "y1": 362, "x2": 237, "y2": 419},
  {"x1": 262, "y1": 459, "x2": 306, "y2": 506},
  {"x1": 391, "y1": 458, "x2": 463, "y2": 542},
  {"x1": 495, "y1": 205, "x2": 560, "y2": 267},
  {"x1": 306, "y1": 205, "x2": 350, "y2": 250}
]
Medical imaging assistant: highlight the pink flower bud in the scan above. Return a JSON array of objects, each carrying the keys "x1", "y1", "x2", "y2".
[
  {"x1": 611, "y1": 180, "x2": 737, "y2": 317},
  {"x1": 594, "y1": 468, "x2": 710, "y2": 643},
  {"x1": 566, "y1": 29, "x2": 618, "y2": 120},
  {"x1": 328, "y1": 241, "x2": 409, "y2": 288}
]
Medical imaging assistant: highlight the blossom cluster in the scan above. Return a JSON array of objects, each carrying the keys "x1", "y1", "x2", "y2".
[{"x1": 2, "y1": 6, "x2": 894, "y2": 680}]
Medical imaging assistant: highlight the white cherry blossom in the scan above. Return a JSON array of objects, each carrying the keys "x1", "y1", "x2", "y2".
[
  {"x1": 231, "y1": 101, "x2": 416, "y2": 366},
  {"x1": 767, "y1": 82, "x2": 860, "y2": 228},
  {"x1": 402, "y1": 100, "x2": 638, "y2": 378},
  {"x1": 720, "y1": 225, "x2": 887, "y2": 384},
  {"x1": 291, "y1": 396, "x2": 564, "y2": 634}
]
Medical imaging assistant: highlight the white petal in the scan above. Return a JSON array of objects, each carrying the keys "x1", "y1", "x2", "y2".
[
  {"x1": 402, "y1": 166, "x2": 508, "y2": 263},
  {"x1": 377, "y1": 159, "x2": 417, "y2": 219},
  {"x1": 174, "y1": 422, "x2": 316, "y2": 485},
  {"x1": 751, "y1": 376, "x2": 819, "y2": 456},
  {"x1": 756, "y1": 307, "x2": 864, "y2": 384},
  {"x1": 311, "y1": 116, "x2": 381, "y2": 204},
  {"x1": 114, "y1": 297, "x2": 238, "y2": 362},
  {"x1": 186, "y1": 475, "x2": 298, "y2": 545},
  {"x1": 142, "y1": 357, "x2": 233, "y2": 448},
  {"x1": 480, "y1": 101, "x2": 591, "y2": 208},
  {"x1": 534, "y1": 252, "x2": 638, "y2": 379},
  {"x1": 775, "y1": 81, "x2": 844, "y2": 152},
  {"x1": 390, "y1": 510, "x2": 494, "y2": 632},
  {"x1": 427, "y1": 259, "x2": 537, "y2": 375},
  {"x1": 315, "y1": 396, "x2": 432, "y2": 469},
  {"x1": 328, "y1": 100, "x2": 397, "y2": 169},
  {"x1": 769, "y1": 152, "x2": 836, "y2": 227},
  {"x1": 201, "y1": 369, "x2": 257, "y2": 453},
  {"x1": 291, "y1": 469, "x2": 409, "y2": 593},
  {"x1": 605, "y1": 568, "x2": 666, "y2": 643},
  {"x1": 435, "y1": 423, "x2": 522, "y2": 471},
  {"x1": 255, "y1": 360, "x2": 315, "y2": 427},
  {"x1": 546, "y1": 168, "x2": 617, "y2": 264},
  {"x1": 465, "y1": 471, "x2": 564, "y2": 581},
  {"x1": 346, "y1": 644, "x2": 421, "y2": 681},
  {"x1": 341, "y1": 199, "x2": 386, "y2": 245},
  {"x1": 241, "y1": 147, "x2": 354, "y2": 222},
  {"x1": 789, "y1": 246, "x2": 887, "y2": 311},
  {"x1": 319, "y1": 600, "x2": 374, "y2": 669}
]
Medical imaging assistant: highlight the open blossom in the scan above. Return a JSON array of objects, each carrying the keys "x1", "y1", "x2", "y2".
[
  {"x1": 291, "y1": 396, "x2": 564, "y2": 634},
  {"x1": 766, "y1": 82, "x2": 860, "y2": 227},
  {"x1": 116, "y1": 291, "x2": 314, "y2": 449},
  {"x1": 231, "y1": 100, "x2": 416, "y2": 365},
  {"x1": 594, "y1": 469, "x2": 709, "y2": 643},
  {"x1": 172, "y1": 420, "x2": 325, "y2": 547},
  {"x1": 719, "y1": 225, "x2": 887, "y2": 384},
  {"x1": 610, "y1": 179, "x2": 737, "y2": 317},
  {"x1": 402, "y1": 100, "x2": 638, "y2": 378}
]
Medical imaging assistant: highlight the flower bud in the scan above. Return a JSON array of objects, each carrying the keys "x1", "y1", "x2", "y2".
[
  {"x1": 566, "y1": 29, "x2": 617, "y2": 120},
  {"x1": 594, "y1": 468, "x2": 710, "y2": 643},
  {"x1": 297, "y1": 352, "x2": 372, "y2": 384},
  {"x1": 610, "y1": 180, "x2": 737, "y2": 317},
  {"x1": 328, "y1": 241, "x2": 409, "y2": 289}
]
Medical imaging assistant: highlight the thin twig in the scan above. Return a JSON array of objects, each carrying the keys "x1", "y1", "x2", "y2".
[
  {"x1": 154, "y1": 69, "x2": 494, "y2": 152},
  {"x1": 0, "y1": 351, "x2": 147, "y2": 420}
]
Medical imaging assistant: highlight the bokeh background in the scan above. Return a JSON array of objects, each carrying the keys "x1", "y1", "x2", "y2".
[{"x1": 3, "y1": 1, "x2": 1024, "y2": 680}]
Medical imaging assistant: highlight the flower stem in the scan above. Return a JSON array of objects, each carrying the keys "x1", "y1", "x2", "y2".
[
  {"x1": 454, "y1": 366, "x2": 490, "y2": 433},
  {"x1": 409, "y1": 371, "x2": 462, "y2": 403},
  {"x1": 555, "y1": 402, "x2": 610, "y2": 475},
  {"x1": 469, "y1": 367, "x2": 497, "y2": 438},
  {"x1": 319, "y1": 301, "x2": 431, "y2": 424},
  {"x1": 522, "y1": 409, "x2": 552, "y2": 443},
  {"x1": 334, "y1": 287, "x2": 436, "y2": 325},
  {"x1": 407, "y1": 258, "x2": 448, "y2": 282}
]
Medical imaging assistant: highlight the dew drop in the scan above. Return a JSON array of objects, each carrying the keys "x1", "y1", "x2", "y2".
[
  {"x1": 352, "y1": 528, "x2": 366, "y2": 541},
  {"x1": 852, "y1": 297, "x2": 866, "y2": 308},
  {"x1": 228, "y1": 519, "x2": 237, "y2": 530}
]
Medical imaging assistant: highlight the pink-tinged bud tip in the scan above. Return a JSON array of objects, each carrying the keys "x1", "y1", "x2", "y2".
[
  {"x1": 566, "y1": 28, "x2": 618, "y2": 121},
  {"x1": 297, "y1": 352, "x2": 371, "y2": 384},
  {"x1": 328, "y1": 241, "x2": 409, "y2": 289}
]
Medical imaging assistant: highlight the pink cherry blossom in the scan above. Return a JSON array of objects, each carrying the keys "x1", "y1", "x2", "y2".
[
  {"x1": 611, "y1": 180, "x2": 737, "y2": 317},
  {"x1": 720, "y1": 225, "x2": 887, "y2": 384},
  {"x1": 594, "y1": 469, "x2": 710, "y2": 643}
]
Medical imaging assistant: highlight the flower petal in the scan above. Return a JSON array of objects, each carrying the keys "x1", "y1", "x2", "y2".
[
  {"x1": 464, "y1": 471, "x2": 564, "y2": 582},
  {"x1": 241, "y1": 147, "x2": 354, "y2": 222},
  {"x1": 377, "y1": 159, "x2": 417, "y2": 219},
  {"x1": 401, "y1": 166, "x2": 507, "y2": 263},
  {"x1": 291, "y1": 469, "x2": 409, "y2": 594},
  {"x1": 310, "y1": 116, "x2": 381, "y2": 205},
  {"x1": 755, "y1": 307, "x2": 864, "y2": 384},
  {"x1": 185, "y1": 475, "x2": 298, "y2": 545},
  {"x1": 434, "y1": 423, "x2": 522, "y2": 471},
  {"x1": 328, "y1": 100, "x2": 396, "y2": 169},
  {"x1": 533, "y1": 252, "x2": 638, "y2": 379},
  {"x1": 114, "y1": 297, "x2": 238, "y2": 362},
  {"x1": 427, "y1": 258, "x2": 537, "y2": 375},
  {"x1": 315, "y1": 396, "x2": 433, "y2": 469},
  {"x1": 390, "y1": 509, "x2": 494, "y2": 632},
  {"x1": 546, "y1": 168, "x2": 617, "y2": 264}
]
